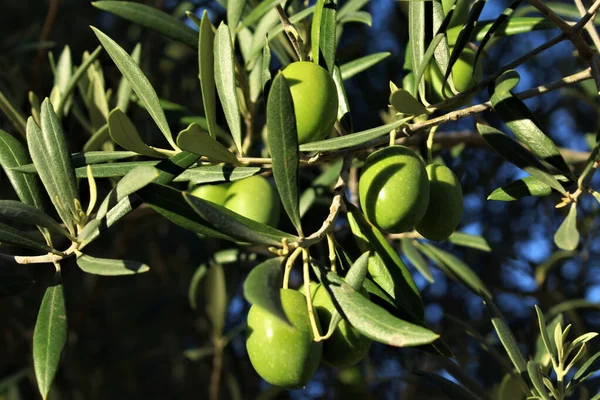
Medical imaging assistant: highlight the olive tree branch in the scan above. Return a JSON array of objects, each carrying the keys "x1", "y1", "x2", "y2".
[
  {"x1": 13, "y1": 241, "x2": 79, "y2": 265},
  {"x1": 574, "y1": 0, "x2": 600, "y2": 51}
]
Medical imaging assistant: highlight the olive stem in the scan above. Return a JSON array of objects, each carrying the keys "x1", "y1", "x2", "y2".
[
  {"x1": 275, "y1": 5, "x2": 305, "y2": 61},
  {"x1": 13, "y1": 241, "x2": 78, "y2": 264},
  {"x1": 282, "y1": 247, "x2": 303, "y2": 289},
  {"x1": 426, "y1": 125, "x2": 439, "y2": 164},
  {"x1": 573, "y1": 0, "x2": 600, "y2": 51},
  {"x1": 209, "y1": 337, "x2": 224, "y2": 400},
  {"x1": 326, "y1": 232, "x2": 337, "y2": 273},
  {"x1": 302, "y1": 248, "x2": 324, "y2": 342}
]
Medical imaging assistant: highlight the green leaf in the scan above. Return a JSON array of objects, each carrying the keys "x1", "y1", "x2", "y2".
[
  {"x1": 0, "y1": 201, "x2": 72, "y2": 239},
  {"x1": 29, "y1": 102, "x2": 80, "y2": 232},
  {"x1": 413, "y1": 371, "x2": 481, "y2": 400},
  {"x1": 266, "y1": 73, "x2": 303, "y2": 235},
  {"x1": 389, "y1": 88, "x2": 430, "y2": 116},
  {"x1": 447, "y1": 232, "x2": 492, "y2": 252},
  {"x1": 137, "y1": 183, "x2": 236, "y2": 241},
  {"x1": 198, "y1": 12, "x2": 219, "y2": 140},
  {"x1": 534, "y1": 305, "x2": 557, "y2": 367},
  {"x1": 214, "y1": 23, "x2": 243, "y2": 153},
  {"x1": 176, "y1": 124, "x2": 239, "y2": 164},
  {"x1": 333, "y1": 65, "x2": 353, "y2": 133},
  {"x1": 108, "y1": 108, "x2": 166, "y2": 157},
  {"x1": 401, "y1": 238, "x2": 434, "y2": 283},
  {"x1": 205, "y1": 263, "x2": 228, "y2": 336},
  {"x1": 0, "y1": 221, "x2": 60, "y2": 255},
  {"x1": 491, "y1": 74, "x2": 571, "y2": 175},
  {"x1": 483, "y1": 297, "x2": 528, "y2": 375},
  {"x1": 50, "y1": 46, "x2": 72, "y2": 113},
  {"x1": 340, "y1": 52, "x2": 390, "y2": 80},
  {"x1": 33, "y1": 278, "x2": 67, "y2": 400},
  {"x1": 573, "y1": 350, "x2": 600, "y2": 384},
  {"x1": 488, "y1": 176, "x2": 553, "y2": 201},
  {"x1": 446, "y1": 17, "x2": 559, "y2": 45},
  {"x1": 527, "y1": 361, "x2": 550, "y2": 400},
  {"x1": 184, "y1": 191, "x2": 297, "y2": 246},
  {"x1": 0, "y1": 129, "x2": 45, "y2": 209},
  {"x1": 554, "y1": 203, "x2": 579, "y2": 251},
  {"x1": 95, "y1": 166, "x2": 160, "y2": 220},
  {"x1": 76, "y1": 254, "x2": 149, "y2": 275},
  {"x1": 408, "y1": 1, "x2": 426, "y2": 98},
  {"x1": 180, "y1": 165, "x2": 262, "y2": 185},
  {"x1": 314, "y1": 265, "x2": 439, "y2": 347},
  {"x1": 239, "y1": 0, "x2": 281, "y2": 29},
  {"x1": 311, "y1": 0, "x2": 337, "y2": 73},
  {"x1": 262, "y1": 37, "x2": 272, "y2": 95},
  {"x1": 91, "y1": 27, "x2": 178, "y2": 150},
  {"x1": 116, "y1": 44, "x2": 141, "y2": 113},
  {"x1": 188, "y1": 263, "x2": 208, "y2": 311},
  {"x1": 497, "y1": 373, "x2": 528, "y2": 400},
  {"x1": 243, "y1": 257, "x2": 290, "y2": 325},
  {"x1": 477, "y1": 123, "x2": 566, "y2": 194},
  {"x1": 180, "y1": 116, "x2": 231, "y2": 143},
  {"x1": 338, "y1": 10, "x2": 372, "y2": 26},
  {"x1": 83, "y1": 124, "x2": 111, "y2": 152},
  {"x1": 346, "y1": 202, "x2": 424, "y2": 320},
  {"x1": 227, "y1": 0, "x2": 247, "y2": 39},
  {"x1": 0, "y1": 90, "x2": 27, "y2": 137},
  {"x1": 299, "y1": 118, "x2": 409, "y2": 152},
  {"x1": 92, "y1": 1, "x2": 198, "y2": 48},
  {"x1": 418, "y1": 243, "x2": 492, "y2": 298}
]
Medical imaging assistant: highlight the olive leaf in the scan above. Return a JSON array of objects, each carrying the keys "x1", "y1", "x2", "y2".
[
  {"x1": 340, "y1": 52, "x2": 391, "y2": 80},
  {"x1": 401, "y1": 238, "x2": 434, "y2": 283},
  {"x1": 447, "y1": 232, "x2": 492, "y2": 252},
  {"x1": 0, "y1": 201, "x2": 72, "y2": 240},
  {"x1": 488, "y1": 176, "x2": 553, "y2": 201},
  {"x1": 554, "y1": 203, "x2": 579, "y2": 251},
  {"x1": 413, "y1": 371, "x2": 482, "y2": 400},
  {"x1": 266, "y1": 73, "x2": 303, "y2": 236},
  {"x1": 33, "y1": 276, "x2": 67, "y2": 400},
  {"x1": 311, "y1": 0, "x2": 337, "y2": 73},
  {"x1": 333, "y1": 65, "x2": 353, "y2": 134},
  {"x1": 243, "y1": 257, "x2": 290, "y2": 325},
  {"x1": 177, "y1": 124, "x2": 239, "y2": 164},
  {"x1": 214, "y1": 23, "x2": 243, "y2": 153},
  {"x1": 389, "y1": 88, "x2": 430, "y2": 116},
  {"x1": 92, "y1": 1, "x2": 198, "y2": 48},
  {"x1": 0, "y1": 129, "x2": 45, "y2": 209},
  {"x1": 76, "y1": 253, "x2": 150, "y2": 275},
  {"x1": 108, "y1": 108, "x2": 166, "y2": 157},
  {"x1": 198, "y1": 11, "x2": 219, "y2": 140},
  {"x1": 205, "y1": 263, "x2": 228, "y2": 336},
  {"x1": 116, "y1": 44, "x2": 141, "y2": 113},
  {"x1": 313, "y1": 263, "x2": 439, "y2": 347}
]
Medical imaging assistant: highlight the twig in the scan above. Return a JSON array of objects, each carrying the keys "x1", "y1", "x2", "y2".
[
  {"x1": 209, "y1": 338, "x2": 224, "y2": 400},
  {"x1": 574, "y1": 0, "x2": 600, "y2": 51}
]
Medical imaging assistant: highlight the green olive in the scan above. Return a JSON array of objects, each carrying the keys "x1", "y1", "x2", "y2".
[
  {"x1": 246, "y1": 289, "x2": 322, "y2": 388},
  {"x1": 415, "y1": 164, "x2": 464, "y2": 241},
  {"x1": 359, "y1": 146, "x2": 430, "y2": 233},
  {"x1": 223, "y1": 175, "x2": 281, "y2": 227},
  {"x1": 189, "y1": 183, "x2": 230, "y2": 205},
  {"x1": 429, "y1": 47, "x2": 483, "y2": 102},
  {"x1": 312, "y1": 284, "x2": 372, "y2": 368},
  {"x1": 281, "y1": 61, "x2": 339, "y2": 144}
]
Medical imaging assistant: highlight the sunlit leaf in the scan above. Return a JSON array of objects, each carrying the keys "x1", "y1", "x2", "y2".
[
  {"x1": 198, "y1": 11, "x2": 219, "y2": 140},
  {"x1": 177, "y1": 124, "x2": 239, "y2": 164},
  {"x1": 447, "y1": 232, "x2": 492, "y2": 252},
  {"x1": 340, "y1": 52, "x2": 390, "y2": 80},
  {"x1": 487, "y1": 176, "x2": 553, "y2": 201},
  {"x1": 554, "y1": 203, "x2": 579, "y2": 251},
  {"x1": 76, "y1": 254, "x2": 150, "y2": 275}
]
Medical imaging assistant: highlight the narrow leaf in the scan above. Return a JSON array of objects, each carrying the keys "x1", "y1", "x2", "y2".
[
  {"x1": 76, "y1": 254, "x2": 149, "y2": 275},
  {"x1": 189, "y1": 263, "x2": 208, "y2": 311},
  {"x1": 554, "y1": 203, "x2": 579, "y2": 251},
  {"x1": 0, "y1": 129, "x2": 45, "y2": 209},
  {"x1": 401, "y1": 238, "x2": 434, "y2": 283},
  {"x1": 33, "y1": 278, "x2": 67, "y2": 400},
  {"x1": 266, "y1": 73, "x2": 303, "y2": 235},
  {"x1": 108, "y1": 108, "x2": 166, "y2": 157},
  {"x1": 214, "y1": 23, "x2": 243, "y2": 153},
  {"x1": 340, "y1": 52, "x2": 390, "y2": 80},
  {"x1": 414, "y1": 371, "x2": 481, "y2": 400},
  {"x1": 447, "y1": 232, "x2": 492, "y2": 252},
  {"x1": 527, "y1": 361, "x2": 551, "y2": 400},
  {"x1": 184, "y1": 191, "x2": 296, "y2": 246},
  {"x1": 0, "y1": 221, "x2": 61, "y2": 255},
  {"x1": 488, "y1": 176, "x2": 553, "y2": 201},
  {"x1": 0, "y1": 201, "x2": 72, "y2": 239},
  {"x1": 243, "y1": 257, "x2": 290, "y2": 325},
  {"x1": 198, "y1": 11, "x2": 218, "y2": 140},
  {"x1": 91, "y1": 27, "x2": 178, "y2": 149},
  {"x1": 389, "y1": 88, "x2": 430, "y2": 115},
  {"x1": 333, "y1": 65, "x2": 353, "y2": 133},
  {"x1": 0, "y1": 90, "x2": 27, "y2": 137},
  {"x1": 315, "y1": 265, "x2": 439, "y2": 347},
  {"x1": 116, "y1": 43, "x2": 141, "y2": 113},
  {"x1": 535, "y1": 305, "x2": 557, "y2": 365},
  {"x1": 92, "y1": 1, "x2": 198, "y2": 48},
  {"x1": 477, "y1": 123, "x2": 566, "y2": 194},
  {"x1": 312, "y1": 0, "x2": 337, "y2": 73},
  {"x1": 205, "y1": 263, "x2": 227, "y2": 336},
  {"x1": 176, "y1": 123, "x2": 239, "y2": 164}
]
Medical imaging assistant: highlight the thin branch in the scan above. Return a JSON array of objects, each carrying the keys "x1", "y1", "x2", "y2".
[{"x1": 574, "y1": 0, "x2": 600, "y2": 50}]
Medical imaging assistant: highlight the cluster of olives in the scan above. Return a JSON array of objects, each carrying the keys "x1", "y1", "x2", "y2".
[
  {"x1": 246, "y1": 284, "x2": 372, "y2": 388},
  {"x1": 359, "y1": 145, "x2": 464, "y2": 241},
  {"x1": 190, "y1": 175, "x2": 281, "y2": 227}
]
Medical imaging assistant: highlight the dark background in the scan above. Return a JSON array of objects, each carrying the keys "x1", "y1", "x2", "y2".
[{"x1": 1, "y1": 0, "x2": 599, "y2": 398}]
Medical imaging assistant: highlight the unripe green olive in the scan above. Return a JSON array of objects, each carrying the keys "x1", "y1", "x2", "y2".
[
  {"x1": 246, "y1": 289, "x2": 322, "y2": 388},
  {"x1": 189, "y1": 183, "x2": 230, "y2": 205},
  {"x1": 415, "y1": 164, "x2": 464, "y2": 241},
  {"x1": 281, "y1": 61, "x2": 338, "y2": 144},
  {"x1": 359, "y1": 146, "x2": 430, "y2": 233},
  {"x1": 442, "y1": 0, "x2": 470, "y2": 29},
  {"x1": 223, "y1": 175, "x2": 281, "y2": 227},
  {"x1": 429, "y1": 47, "x2": 483, "y2": 103},
  {"x1": 312, "y1": 284, "x2": 372, "y2": 368}
]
